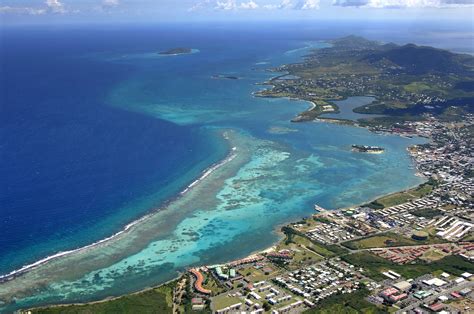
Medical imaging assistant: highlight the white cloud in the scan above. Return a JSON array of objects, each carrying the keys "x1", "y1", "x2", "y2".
[
  {"x1": 191, "y1": 0, "x2": 319, "y2": 10},
  {"x1": 279, "y1": 0, "x2": 295, "y2": 8},
  {"x1": 0, "y1": 0, "x2": 77, "y2": 15},
  {"x1": 301, "y1": 0, "x2": 320, "y2": 9},
  {"x1": 103, "y1": 0, "x2": 120, "y2": 7},
  {"x1": 46, "y1": 0, "x2": 66, "y2": 13},
  {"x1": 214, "y1": 0, "x2": 237, "y2": 10},
  {"x1": 240, "y1": 1, "x2": 260, "y2": 9},
  {"x1": 0, "y1": 6, "x2": 46, "y2": 15},
  {"x1": 333, "y1": 0, "x2": 474, "y2": 7},
  {"x1": 189, "y1": 0, "x2": 210, "y2": 11},
  {"x1": 269, "y1": 0, "x2": 320, "y2": 9},
  {"x1": 213, "y1": 0, "x2": 258, "y2": 10}
]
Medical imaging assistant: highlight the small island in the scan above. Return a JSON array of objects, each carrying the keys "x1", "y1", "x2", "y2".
[
  {"x1": 212, "y1": 74, "x2": 240, "y2": 80},
  {"x1": 158, "y1": 47, "x2": 192, "y2": 55},
  {"x1": 351, "y1": 144, "x2": 385, "y2": 154}
]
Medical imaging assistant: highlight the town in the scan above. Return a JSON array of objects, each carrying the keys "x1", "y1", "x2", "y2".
[{"x1": 174, "y1": 113, "x2": 473, "y2": 314}]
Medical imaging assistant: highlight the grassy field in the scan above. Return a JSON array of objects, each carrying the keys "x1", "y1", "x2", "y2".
[
  {"x1": 211, "y1": 295, "x2": 241, "y2": 311},
  {"x1": 342, "y1": 252, "x2": 474, "y2": 281},
  {"x1": 30, "y1": 283, "x2": 175, "y2": 314},
  {"x1": 238, "y1": 265, "x2": 280, "y2": 282},
  {"x1": 403, "y1": 81, "x2": 433, "y2": 93},
  {"x1": 411, "y1": 208, "x2": 443, "y2": 218},
  {"x1": 341, "y1": 232, "x2": 443, "y2": 250},
  {"x1": 367, "y1": 181, "x2": 435, "y2": 208},
  {"x1": 448, "y1": 297, "x2": 474, "y2": 313},
  {"x1": 291, "y1": 234, "x2": 339, "y2": 258},
  {"x1": 461, "y1": 233, "x2": 474, "y2": 242},
  {"x1": 202, "y1": 273, "x2": 226, "y2": 296},
  {"x1": 421, "y1": 249, "x2": 447, "y2": 262},
  {"x1": 342, "y1": 233, "x2": 418, "y2": 250},
  {"x1": 304, "y1": 288, "x2": 386, "y2": 314},
  {"x1": 282, "y1": 227, "x2": 348, "y2": 258},
  {"x1": 275, "y1": 235, "x2": 324, "y2": 268}
]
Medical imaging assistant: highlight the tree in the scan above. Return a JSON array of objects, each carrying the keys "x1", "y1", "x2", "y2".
[{"x1": 263, "y1": 301, "x2": 271, "y2": 311}]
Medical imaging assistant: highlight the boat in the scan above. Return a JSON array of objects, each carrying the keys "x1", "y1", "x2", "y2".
[{"x1": 314, "y1": 204, "x2": 326, "y2": 212}]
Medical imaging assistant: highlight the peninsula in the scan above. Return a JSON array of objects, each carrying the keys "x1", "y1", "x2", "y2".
[{"x1": 256, "y1": 35, "x2": 474, "y2": 126}]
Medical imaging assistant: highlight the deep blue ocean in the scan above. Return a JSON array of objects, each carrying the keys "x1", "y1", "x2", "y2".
[
  {"x1": 0, "y1": 21, "x2": 472, "y2": 311},
  {"x1": 0, "y1": 26, "x2": 231, "y2": 273}
]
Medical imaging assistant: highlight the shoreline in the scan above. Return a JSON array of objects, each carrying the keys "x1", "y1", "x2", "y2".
[
  {"x1": 0, "y1": 132, "x2": 238, "y2": 284},
  {"x1": 23, "y1": 275, "x2": 182, "y2": 313},
  {"x1": 20, "y1": 121, "x2": 429, "y2": 312},
  {"x1": 24, "y1": 173, "x2": 430, "y2": 313},
  {"x1": 12, "y1": 41, "x2": 427, "y2": 312}
]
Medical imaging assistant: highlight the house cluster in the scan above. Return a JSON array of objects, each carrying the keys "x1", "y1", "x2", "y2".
[
  {"x1": 272, "y1": 260, "x2": 364, "y2": 305},
  {"x1": 306, "y1": 200, "x2": 435, "y2": 242},
  {"x1": 430, "y1": 216, "x2": 473, "y2": 241},
  {"x1": 366, "y1": 200, "x2": 435, "y2": 229},
  {"x1": 211, "y1": 259, "x2": 368, "y2": 314},
  {"x1": 304, "y1": 220, "x2": 357, "y2": 244},
  {"x1": 371, "y1": 242, "x2": 474, "y2": 265},
  {"x1": 342, "y1": 115, "x2": 473, "y2": 242},
  {"x1": 214, "y1": 278, "x2": 309, "y2": 314},
  {"x1": 198, "y1": 116, "x2": 473, "y2": 314},
  {"x1": 402, "y1": 117, "x2": 473, "y2": 209},
  {"x1": 369, "y1": 269, "x2": 474, "y2": 313},
  {"x1": 373, "y1": 246, "x2": 430, "y2": 265}
]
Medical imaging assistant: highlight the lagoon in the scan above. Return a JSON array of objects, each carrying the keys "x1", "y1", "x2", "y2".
[{"x1": 322, "y1": 96, "x2": 385, "y2": 121}]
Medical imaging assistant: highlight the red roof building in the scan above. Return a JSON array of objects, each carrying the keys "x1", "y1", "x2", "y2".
[
  {"x1": 428, "y1": 302, "x2": 444, "y2": 312},
  {"x1": 190, "y1": 269, "x2": 212, "y2": 295}
]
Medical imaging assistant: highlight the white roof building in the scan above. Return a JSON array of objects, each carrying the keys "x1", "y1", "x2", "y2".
[{"x1": 423, "y1": 278, "x2": 447, "y2": 287}]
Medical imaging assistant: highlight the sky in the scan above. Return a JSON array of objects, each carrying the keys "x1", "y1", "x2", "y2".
[{"x1": 0, "y1": 0, "x2": 473, "y2": 24}]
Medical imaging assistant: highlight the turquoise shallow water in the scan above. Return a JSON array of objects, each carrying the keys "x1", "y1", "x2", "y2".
[{"x1": 0, "y1": 27, "x2": 426, "y2": 312}]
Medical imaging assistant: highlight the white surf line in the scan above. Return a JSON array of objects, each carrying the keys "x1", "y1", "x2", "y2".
[
  {"x1": 180, "y1": 147, "x2": 237, "y2": 196},
  {"x1": 0, "y1": 212, "x2": 154, "y2": 283},
  {"x1": 0, "y1": 147, "x2": 238, "y2": 283}
]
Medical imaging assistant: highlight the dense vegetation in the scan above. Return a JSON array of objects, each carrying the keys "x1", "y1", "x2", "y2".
[
  {"x1": 282, "y1": 226, "x2": 348, "y2": 257},
  {"x1": 366, "y1": 179, "x2": 436, "y2": 209},
  {"x1": 258, "y1": 35, "x2": 474, "y2": 124},
  {"x1": 30, "y1": 283, "x2": 175, "y2": 314},
  {"x1": 342, "y1": 252, "x2": 474, "y2": 281},
  {"x1": 304, "y1": 288, "x2": 386, "y2": 314},
  {"x1": 411, "y1": 208, "x2": 443, "y2": 218},
  {"x1": 363, "y1": 44, "x2": 471, "y2": 75}
]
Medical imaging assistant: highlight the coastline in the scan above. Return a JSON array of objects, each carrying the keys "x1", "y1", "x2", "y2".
[
  {"x1": 19, "y1": 121, "x2": 429, "y2": 313},
  {"x1": 24, "y1": 170, "x2": 429, "y2": 313},
  {"x1": 0, "y1": 131, "x2": 238, "y2": 284},
  {"x1": 6, "y1": 40, "x2": 428, "y2": 312}
]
